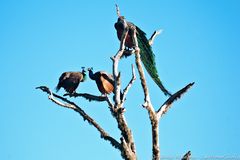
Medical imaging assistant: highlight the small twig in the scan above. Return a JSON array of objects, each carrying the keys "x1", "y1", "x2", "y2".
[
  {"x1": 115, "y1": 4, "x2": 121, "y2": 17},
  {"x1": 181, "y1": 151, "x2": 191, "y2": 160},
  {"x1": 148, "y1": 30, "x2": 163, "y2": 46},
  {"x1": 36, "y1": 86, "x2": 121, "y2": 150},
  {"x1": 156, "y1": 82, "x2": 195, "y2": 119},
  {"x1": 121, "y1": 64, "x2": 136, "y2": 103}
]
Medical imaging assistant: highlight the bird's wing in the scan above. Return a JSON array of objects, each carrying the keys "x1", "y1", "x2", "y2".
[
  {"x1": 68, "y1": 76, "x2": 80, "y2": 84},
  {"x1": 59, "y1": 72, "x2": 68, "y2": 81},
  {"x1": 56, "y1": 72, "x2": 68, "y2": 92},
  {"x1": 100, "y1": 72, "x2": 114, "y2": 84},
  {"x1": 100, "y1": 74, "x2": 114, "y2": 94},
  {"x1": 136, "y1": 26, "x2": 172, "y2": 96},
  {"x1": 63, "y1": 74, "x2": 81, "y2": 93}
]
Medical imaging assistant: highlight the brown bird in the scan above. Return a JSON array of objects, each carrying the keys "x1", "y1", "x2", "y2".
[
  {"x1": 56, "y1": 68, "x2": 87, "y2": 95},
  {"x1": 88, "y1": 68, "x2": 123, "y2": 99}
]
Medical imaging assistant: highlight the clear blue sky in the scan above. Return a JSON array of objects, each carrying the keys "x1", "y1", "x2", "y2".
[{"x1": 1, "y1": 0, "x2": 240, "y2": 159}]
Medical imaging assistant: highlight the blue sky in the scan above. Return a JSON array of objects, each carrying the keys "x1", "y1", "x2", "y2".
[{"x1": 1, "y1": 0, "x2": 240, "y2": 159}]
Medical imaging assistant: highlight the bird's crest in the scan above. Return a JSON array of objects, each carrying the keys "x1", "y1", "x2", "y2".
[
  {"x1": 81, "y1": 67, "x2": 87, "y2": 81},
  {"x1": 87, "y1": 67, "x2": 93, "y2": 71},
  {"x1": 81, "y1": 67, "x2": 86, "y2": 73}
]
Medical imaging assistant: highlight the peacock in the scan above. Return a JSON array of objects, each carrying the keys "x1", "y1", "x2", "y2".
[
  {"x1": 114, "y1": 16, "x2": 171, "y2": 96},
  {"x1": 56, "y1": 68, "x2": 87, "y2": 95},
  {"x1": 88, "y1": 68, "x2": 123, "y2": 99}
]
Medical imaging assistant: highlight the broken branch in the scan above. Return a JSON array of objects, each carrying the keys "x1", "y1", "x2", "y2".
[
  {"x1": 156, "y1": 82, "x2": 195, "y2": 119},
  {"x1": 149, "y1": 30, "x2": 163, "y2": 46}
]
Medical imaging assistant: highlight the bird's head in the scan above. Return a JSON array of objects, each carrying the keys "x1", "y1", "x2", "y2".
[
  {"x1": 87, "y1": 67, "x2": 93, "y2": 72},
  {"x1": 81, "y1": 67, "x2": 87, "y2": 81},
  {"x1": 87, "y1": 67, "x2": 95, "y2": 80},
  {"x1": 81, "y1": 67, "x2": 86, "y2": 73},
  {"x1": 115, "y1": 16, "x2": 127, "y2": 30},
  {"x1": 117, "y1": 16, "x2": 125, "y2": 22}
]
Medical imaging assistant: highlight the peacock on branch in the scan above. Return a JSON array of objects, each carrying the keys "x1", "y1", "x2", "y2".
[
  {"x1": 114, "y1": 16, "x2": 172, "y2": 96},
  {"x1": 88, "y1": 68, "x2": 123, "y2": 99},
  {"x1": 56, "y1": 67, "x2": 87, "y2": 95}
]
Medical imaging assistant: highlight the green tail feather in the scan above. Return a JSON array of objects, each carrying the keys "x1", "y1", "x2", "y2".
[{"x1": 136, "y1": 26, "x2": 172, "y2": 96}]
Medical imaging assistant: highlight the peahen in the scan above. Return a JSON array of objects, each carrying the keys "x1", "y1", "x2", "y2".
[{"x1": 56, "y1": 68, "x2": 87, "y2": 95}]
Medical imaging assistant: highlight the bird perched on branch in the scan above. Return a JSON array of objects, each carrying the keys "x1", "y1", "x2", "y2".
[
  {"x1": 88, "y1": 68, "x2": 123, "y2": 99},
  {"x1": 114, "y1": 16, "x2": 172, "y2": 96},
  {"x1": 56, "y1": 68, "x2": 87, "y2": 95}
]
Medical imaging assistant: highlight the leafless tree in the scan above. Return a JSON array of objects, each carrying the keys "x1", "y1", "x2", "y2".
[{"x1": 36, "y1": 6, "x2": 194, "y2": 160}]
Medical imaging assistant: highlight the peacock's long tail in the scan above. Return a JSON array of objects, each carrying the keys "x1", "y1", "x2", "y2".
[{"x1": 136, "y1": 26, "x2": 172, "y2": 96}]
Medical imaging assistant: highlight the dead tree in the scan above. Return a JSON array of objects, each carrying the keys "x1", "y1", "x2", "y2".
[{"x1": 36, "y1": 6, "x2": 194, "y2": 160}]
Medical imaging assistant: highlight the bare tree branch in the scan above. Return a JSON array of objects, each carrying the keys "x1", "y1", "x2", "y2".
[
  {"x1": 64, "y1": 92, "x2": 108, "y2": 102},
  {"x1": 111, "y1": 17, "x2": 129, "y2": 105},
  {"x1": 135, "y1": 53, "x2": 151, "y2": 105},
  {"x1": 128, "y1": 24, "x2": 160, "y2": 160},
  {"x1": 120, "y1": 137, "x2": 136, "y2": 160},
  {"x1": 115, "y1": 113, "x2": 136, "y2": 156},
  {"x1": 147, "y1": 105, "x2": 160, "y2": 160},
  {"x1": 121, "y1": 64, "x2": 136, "y2": 103},
  {"x1": 110, "y1": 15, "x2": 137, "y2": 159},
  {"x1": 105, "y1": 96, "x2": 115, "y2": 110},
  {"x1": 181, "y1": 151, "x2": 191, "y2": 160},
  {"x1": 36, "y1": 86, "x2": 122, "y2": 150},
  {"x1": 149, "y1": 29, "x2": 163, "y2": 46},
  {"x1": 156, "y1": 82, "x2": 195, "y2": 119}
]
